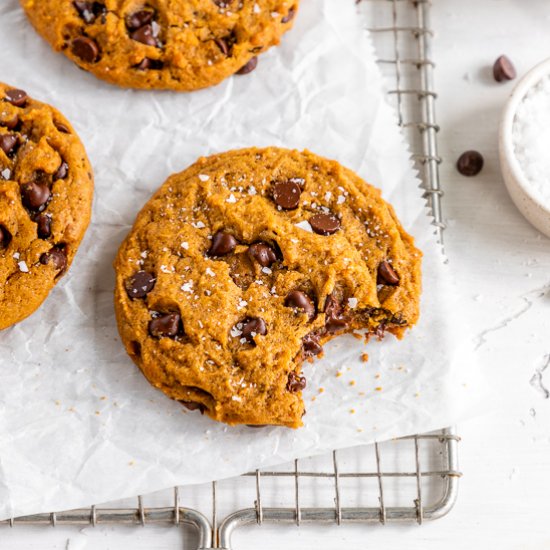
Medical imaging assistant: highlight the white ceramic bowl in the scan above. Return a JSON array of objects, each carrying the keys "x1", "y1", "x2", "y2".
[{"x1": 499, "y1": 57, "x2": 550, "y2": 238}]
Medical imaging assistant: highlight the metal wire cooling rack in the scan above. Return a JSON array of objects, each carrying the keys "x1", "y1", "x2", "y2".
[{"x1": 0, "y1": 1, "x2": 459, "y2": 548}]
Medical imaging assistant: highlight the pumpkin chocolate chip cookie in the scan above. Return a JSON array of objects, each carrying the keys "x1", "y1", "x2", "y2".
[
  {"x1": 0, "y1": 83, "x2": 93, "y2": 330},
  {"x1": 114, "y1": 147, "x2": 422, "y2": 428},
  {"x1": 20, "y1": 0, "x2": 299, "y2": 91}
]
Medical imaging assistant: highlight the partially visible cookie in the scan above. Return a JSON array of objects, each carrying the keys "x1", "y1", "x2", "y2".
[
  {"x1": 0, "y1": 83, "x2": 94, "y2": 330},
  {"x1": 20, "y1": 0, "x2": 298, "y2": 91},
  {"x1": 114, "y1": 147, "x2": 422, "y2": 428}
]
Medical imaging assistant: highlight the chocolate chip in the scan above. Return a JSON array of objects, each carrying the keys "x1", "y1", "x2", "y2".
[
  {"x1": 241, "y1": 317, "x2": 267, "y2": 343},
  {"x1": 54, "y1": 121, "x2": 70, "y2": 134},
  {"x1": 0, "y1": 225, "x2": 11, "y2": 249},
  {"x1": 287, "y1": 371, "x2": 306, "y2": 392},
  {"x1": 40, "y1": 247, "x2": 67, "y2": 271},
  {"x1": 5, "y1": 89, "x2": 27, "y2": 108},
  {"x1": 285, "y1": 290, "x2": 315, "y2": 321},
  {"x1": 180, "y1": 400, "x2": 206, "y2": 414},
  {"x1": 282, "y1": 7, "x2": 296, "y2": 23},
  {"x1": 456, "y1": 150, "x2": 483, "y2": 177},
  {"x1": 54, "y1": 161, "x2": 69, "y2": 181},
  {"x1": 134, "y1": 57, "x2": 163, "y2": 70},
  {"x1": 126, "y1": 9, "x2": 154, "y2": 30},
  {"x1": 215, "y1": 38, "x2": 230, "y2": 56},
  {"x1": 236, "y1": 56, "x2": 258, "y2": 75},
  {"x1": 272, "y1": 180, "x2": 301, "y2": 210},
  {"x1": 36, "y1": 213, "x2": 52, "y2": 239},
  {"x1": 209, "y1": 231, "x2": 238, "y2": 256},
  {"x1": 73, "y1": 1, "x2": 106, "y2": 23},
  {"x1": 493, "y1": 55, "x2": 516, "y2": 82},
  {"x1": 21, "y1": 182, "x2": 51, "y2": 211},
  {"x1": 126, "y1": 270, "x2": 156, "y2": 299},
  {"x1": 309, "y1": 213, "x2": 340, "y2": 235},
  {"x1": 303, "y1": 332, "x2": 322, "y2": 357},
  {"x1": 0, "y1": 134, "x2": 17, "y2": 156},
  {"x1": 149, "y1": 313, "x2": 182, "y2": 338},
  {"x1": 1, "y1": 114, "x2": 19, "y2": 130},
  {"x1": 248, "y1": 242, "x2": 277, "y2": 267},
  {"x1": 324, "y1": 293, "x2": 349, "y2": 333},
  {"x1": 377, "y1": 260, "x2": 399, "y2": 286},
  {"x1": 131, "y1": 24, "x2": 157, "y2": 46},
  {"x1": 71, "y1": 36, "x2": 100, "y2": 63}
]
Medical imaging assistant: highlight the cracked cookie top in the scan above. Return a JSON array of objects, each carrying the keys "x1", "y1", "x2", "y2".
[
  {"x1": 0, "y1": 82, "x2": 93, "y2": 330},
  {"x1": 114, "y1": 147, "x2": 422, "y2": 428},
  {"x1": 20, "y1": 0, "x2": 298, "y2": 91}
]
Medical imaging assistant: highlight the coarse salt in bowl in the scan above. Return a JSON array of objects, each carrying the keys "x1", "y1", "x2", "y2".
[{"x1": 500, "y1": 57, "x2": 550, "y2": 238}]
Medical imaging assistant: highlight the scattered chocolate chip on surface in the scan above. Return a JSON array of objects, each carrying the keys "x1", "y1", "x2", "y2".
[
  {"x1": 126, "y1": 270, "x2": 156, "y2": 299},
  {"x1": 4, "y1": 89, "x2": 27, "y2": 107},
  {"x1": 377, "y1": 260, "x2": 399, "y2": 286},
  {"x1": 285, "y1": 290, "x2": 315, "y2": 320},
  {"x1": 71, "y1": 36, "x2": 100, "y2": 63},
  {"x1": 493, "y1": 55, "x2": 516, "y2": 82},
  {"x1": 272, "y1": 180, "x2": 301, "y2": 209},
  {"x1": 131, "y1": 24, "x2": 157, "y2": 46},
  {"x1": 209, "y1": 231, "x2": 238, "y2": 256},
  {"x1": 40, "y1": 247, "x2": 67, "y2": 271},
  {"x1": 36, "y1": 213, "x2": 52, "y2": 239},
  {"x1": 21, "y1": 182, "x2": 51, "y2": 211},
  {"x1": 309, "y1": 213, "x2": 341, "y2": 235},
  {"x1": 0, "y1": 133, "x2": 17, "y2": 156},
  {"x1": 456, "y1": 150, "x2": 484, "y2": 177},
  {"x1": 287, "y1": 371, "x2": 306, "y2": 392},
  {"x1": 236, "y1": 56, "x2": 258, "y2": 75},
  {"x1": 241, "y1": 317, "x2": 267, "y2": 343},
  {"x1": 149, "y1": 313, "x2": 182, "y2": 338},
  {"x1": 248, "y1": 242, "x2": 277, "y2": 267},
  {"x1": 126, "y1": 9, "x2": 154, "y2": 31},
  {"x1": 54, "y1": 161, "x2": 69, "y2": 181}
]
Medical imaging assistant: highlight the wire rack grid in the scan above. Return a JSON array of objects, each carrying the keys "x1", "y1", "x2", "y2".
[{"x1": 0, "y1": 1, "x2": 459, "y2": 548}]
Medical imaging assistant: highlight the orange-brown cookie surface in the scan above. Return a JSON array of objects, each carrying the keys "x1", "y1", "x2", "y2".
[
  {"x1": 0, "y1": 83, "x2": 94, "y2": 330},
  {"x1": 20, "y1": 0, "x2": 298, "y2": 91},
  {"x1": 114, "y1": 147, "x2": 422, "y2": 428}
]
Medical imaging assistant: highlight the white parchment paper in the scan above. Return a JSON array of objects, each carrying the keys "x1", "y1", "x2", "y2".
[{"x1": 0, "y1": 0, "x2": 480, "y2": 519}]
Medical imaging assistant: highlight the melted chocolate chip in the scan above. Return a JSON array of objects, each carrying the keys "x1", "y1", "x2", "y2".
[
  {"x1": 236, "y1": 56, "x2": 258, "y2": 75},
  {"x1": 21, "y1": 182, "x2": 51, "y2": 211},
  {"x1": 287, "y1": 371, "x2": 306, "y2": 392},
  {"x1": 324, "y1": 292, "x2": 349, "y2": 333},
  {"x1": 54, "y1": 161, "x2": 69, "y2": 181},
  {"x1": 309, "y1": 213, "x2": 340, "y2": 235},
  {"x1": 134, "y1": 57, "x2": 163, "y2": 70},
  {"x1": 180, "y1": 400, "x2": 206, "y2": 414},
  {"x1": 40, "y1": 247, "x2": 67, "y2": 271},
  {"x1": 1, "y1": 114, "x2": 19, "y2": 130},
  {"x1": 54, "y1": 121, "x2": 70, "y2": 134},
  {"x1": 5, "y1": 89, "x2": 27, "y2": 107},
  {"x1": 248, "y1": 242, "x2": 277, "y2": 267},
  {"x1": 493, "y1": 55, "x2": 516, "y2": 82},
  {"x1": 209, "y1": 231, "x2": 238, "y2": 256},
  {"x1": 126, "y1": 9, "x2": 154, "y2": 30},
  {"x1": 303, "y1": 332, "x2": 322, "y2": 357},
  {"x1": 126, "y1": 270, "x2": 156, "y2": 299},
  {"x1": 272, "y1": 180, "x2": 301, "y2": 210},
  {"x1": 0, "y1": 133, "x2": 17, "y2": 156},
  {"x1": 282, "y1": 7, "x2": 296, "y2": 23},
  {"x1": 149, "y1": 313, "x2": 182, "y2": 338},
  {"x1": 71, "y1": 36, "x2": 101, "y2": 63},
  {"x1": 377, "y1": 260, "x2": 399, "y2": 286},
  {"x1": 241, "y1": 317, "x2": 267, "y2": 343},
  {"x1": 131, "y1": 24, "x2": 157, "y2": 46},
  {"x1": 215, "y1": 38, "x2": 230, "y2": 56},
  {"x1": 285, "y1": 290, "x2": 315, "y2": 321},
  {"x1": 456, "y1": 150, "x2": 484, "y2": 177},
  {"x1": 36, "y1": 213, "x2": 52, "y2": 239},
  {"x1": 73, "y1": 1, "x2": 106, "y2": 23},
  {"x1": 0, "y1": 225, "x2": 11, "y2": 249}
]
